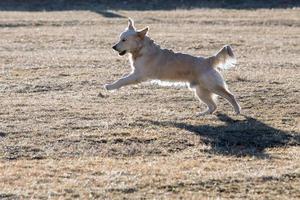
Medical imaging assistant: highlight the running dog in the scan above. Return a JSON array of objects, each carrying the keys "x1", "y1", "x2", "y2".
[{"x1": 104, "y1": 18, "x2": 241, "y2": 115}]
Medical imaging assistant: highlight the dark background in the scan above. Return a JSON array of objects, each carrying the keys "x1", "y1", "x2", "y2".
[{"x1": 0, "y1": 0, "x2": 299, "y2": 12}]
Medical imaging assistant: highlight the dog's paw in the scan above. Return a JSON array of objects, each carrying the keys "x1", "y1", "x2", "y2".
[
  {"x1": 235, "y1": 106, "x2": 241, "y2": 115},
  {"x1": 197, "y1": 112, "x2": 208, "y2": 117},
  {"x1": 104, "y1": 84, "x2": 114, "y2": 91},
  {"x1": 235, "y1": 110, "x2": 241, "y2": 115},
  {"x1": 197, "y1": 109, "x2": 216, "y2": 116}
]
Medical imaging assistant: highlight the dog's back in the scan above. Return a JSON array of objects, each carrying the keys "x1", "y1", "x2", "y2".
[{"x1": 134, "y1": 39, "x2": 212, "y2": 82}]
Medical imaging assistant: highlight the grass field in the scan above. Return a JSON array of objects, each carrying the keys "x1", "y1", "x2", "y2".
[{"x1": 0, "y1": 6, "x2": 299, "y2": 199}]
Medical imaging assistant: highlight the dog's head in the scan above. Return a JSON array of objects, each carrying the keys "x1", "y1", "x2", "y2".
[{"x1": 112, "y1": 18, "x2": 149, "y2": 56}]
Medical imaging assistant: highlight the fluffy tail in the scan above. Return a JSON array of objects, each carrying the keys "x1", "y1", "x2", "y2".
[{"x1": 209, "y1": 45, "x2": 236, "y2": 70}]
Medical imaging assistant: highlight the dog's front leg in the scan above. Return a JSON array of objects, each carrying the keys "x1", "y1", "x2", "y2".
[{"x1": 104, "y1": 73, "x2": 142, "y2": 91}]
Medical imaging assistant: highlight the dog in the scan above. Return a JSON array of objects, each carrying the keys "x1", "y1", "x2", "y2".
[{"x1": 104, "y1": 18, "x2": 241, "y2": 115}]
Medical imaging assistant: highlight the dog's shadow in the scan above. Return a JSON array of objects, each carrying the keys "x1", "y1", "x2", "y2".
[{"x1": 142, "y1": 114, "x2": 299, "y2": 158}]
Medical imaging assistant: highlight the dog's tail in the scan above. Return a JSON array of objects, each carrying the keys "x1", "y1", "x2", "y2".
[{"x1": 209, "y1": 45, "x2": 236, "y2": 70}]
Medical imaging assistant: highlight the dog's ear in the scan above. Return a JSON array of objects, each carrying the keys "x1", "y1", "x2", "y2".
[
  {"x1": 137, "y1": 27, "x2": 149, "y2": 39},
  {"x1": 128, "y1": 18, "x2": 135, "y2": 30}
]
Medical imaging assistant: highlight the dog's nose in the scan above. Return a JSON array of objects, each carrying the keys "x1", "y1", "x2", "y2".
[{"x1": 112, "y1": 45, "x2": 117, "y2": 50}]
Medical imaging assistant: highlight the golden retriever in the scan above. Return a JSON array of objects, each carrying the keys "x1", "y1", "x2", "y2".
[{"x1": 104, "y1": 18, "x2": 241, "y2": 115}]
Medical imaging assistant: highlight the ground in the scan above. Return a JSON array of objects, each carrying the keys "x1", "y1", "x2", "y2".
[{"x1": 0, "y1": 7, "x2": 299, "y2": 199}]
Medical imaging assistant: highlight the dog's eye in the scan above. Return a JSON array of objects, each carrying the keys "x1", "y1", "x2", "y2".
[{"x1": 122, "y1": 38, "x2": 126, "y2": 42}]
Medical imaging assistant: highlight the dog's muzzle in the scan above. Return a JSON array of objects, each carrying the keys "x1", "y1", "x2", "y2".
[{"x1": 112, "y1": 45, "x2": 126, "y2": 56}]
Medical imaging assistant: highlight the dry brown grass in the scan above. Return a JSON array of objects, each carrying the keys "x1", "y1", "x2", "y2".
[{"x1": 0, "y1": 8, "x2": 299, "y2": 199}]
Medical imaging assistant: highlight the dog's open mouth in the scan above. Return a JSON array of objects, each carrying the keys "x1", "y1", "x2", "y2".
[{"x1": 119, "y1": 50, "x2": 126, "y2": 56}]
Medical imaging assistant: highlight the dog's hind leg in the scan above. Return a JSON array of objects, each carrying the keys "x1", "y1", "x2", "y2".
[
  {"x1": 195, "y1": 85, "x2": 217, "y2": 116},
  {"x1": 200, "y1": 69, "x2": 241, "y2": 114},
  {"x1": 210, "y1": 85, "x2": 241, "y2": 114}
]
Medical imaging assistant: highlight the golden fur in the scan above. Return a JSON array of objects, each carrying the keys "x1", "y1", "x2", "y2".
[{"x1": 105, "y1": 18, "x2": 241, "y2": 115}]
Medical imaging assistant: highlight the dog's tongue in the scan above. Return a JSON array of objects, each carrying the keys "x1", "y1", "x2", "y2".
[{"x1": 119, "y1": 50, "x2": 126, "y2": 56}]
